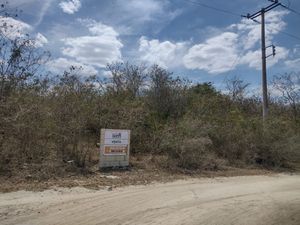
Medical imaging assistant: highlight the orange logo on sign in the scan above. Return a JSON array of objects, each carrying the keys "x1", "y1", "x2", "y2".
[{"x1": 104, "y1": 146, "x2": 128, "y2": 155}]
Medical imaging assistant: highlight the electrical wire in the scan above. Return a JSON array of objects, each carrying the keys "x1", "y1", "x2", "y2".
[
  {"x1": 276, "y1": 30, "x2": 300, "y2": 41},
  {"x1": 280, "y1": 3, "x2": 300, "y2": 17},
  {"x1": 182, "y1": 1, "x2": 300, "y2": 42},
  {"x1": 248, "y1": 18, "x2": 300, "y2": 42},
  {"x1": 182, "y1": 0, "x2": 241, "y2": 17}
]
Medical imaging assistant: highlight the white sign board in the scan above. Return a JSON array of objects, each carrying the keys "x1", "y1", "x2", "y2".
[
  {"x1": 102, "y1": 129, "x2": 130, "y2": 156},
  {"x1": 104, "y1": 130, "x2": 129, "y2": 145}
]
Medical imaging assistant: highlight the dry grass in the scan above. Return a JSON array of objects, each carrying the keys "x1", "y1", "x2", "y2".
[{"x1": 0, "y1": 154, "x2": 276, "y2": 193}]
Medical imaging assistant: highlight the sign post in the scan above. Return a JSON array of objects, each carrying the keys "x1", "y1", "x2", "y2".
[{"x1": 99, "y1": 129, "x2": 131, "y2": 168}]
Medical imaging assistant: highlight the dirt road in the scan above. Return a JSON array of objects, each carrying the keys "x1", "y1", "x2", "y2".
[{"x1": 0, "y1": 174, "x2": 299, "y2": 225}]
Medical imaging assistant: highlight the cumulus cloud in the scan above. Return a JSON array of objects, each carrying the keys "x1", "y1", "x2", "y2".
[
  {"x1": 83, "y1": 19, "x2": 119, "y2": 37},
  {"x1": 184, "y1": 32, "x2": 239, "y2": 74},
  {"x1": 240, "y1": 47, "x2": 289, "y2": 70},
  {"x1": 0, "y1": 16, "x2": 31, "y2": 39},
  {"x1": 61, "y1": 19, "x2": 123, "y2": 68},
  {"x1": 139, "y1": 36, "x2": 188, "y2": 68},
  {"x1": 233, "y1": 10, "x2": 289, "y2": 50},
  {"x1": 59, "y1": 0, "x2": 81, "y2": 14},
  {"x1": 0, "y1": 16, "x2": 48, "y2": 48},
  {"x1": 182, "y1": 10, "x2": 289, "y2": 74},
  {"x1": 138, "y1": 10, "x2": 289, "y2": 74},
  {"x1": 47, "y1": 57, "x2": 98, "y2": 76}
]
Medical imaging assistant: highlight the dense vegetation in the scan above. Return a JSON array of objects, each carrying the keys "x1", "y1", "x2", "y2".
[{"x1": 0, "y1": 12, "x2": 299, "y2": 177}]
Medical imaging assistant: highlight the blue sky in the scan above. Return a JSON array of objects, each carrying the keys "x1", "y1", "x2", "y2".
[{"x1": 4, "y1": 0, "x2": 300, "y2": 91}]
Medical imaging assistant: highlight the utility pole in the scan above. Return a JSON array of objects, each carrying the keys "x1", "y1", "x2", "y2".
[
  {"x1": 261, "y1": 9, "x2": 268, "y2": 121},
  {"x1": 244, "y1": 0, "x2": 281, "y2": 122}
]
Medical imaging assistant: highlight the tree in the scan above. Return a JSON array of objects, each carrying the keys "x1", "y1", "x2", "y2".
[
  {"x1": 189, "y1": 82, "x2": 218, "y2": 96},
  {"x1": 0, "y1": 3, "x2": 50, "y2": 99},
  {"x1": 106, "y1": 62, "x2": 147, "y2": 98},
  {"x1": 0, "y1": 3, "x2": 51, "y2": 169},
  {"x1": 146, "y1": 64, "x2": 187, "y2": 120},
  {"x1": 272, "y1": 72, "x2": 300, "y2": 120},
  {"x1": 225, "y1": 76, "x2": 250, "y2": 101}
]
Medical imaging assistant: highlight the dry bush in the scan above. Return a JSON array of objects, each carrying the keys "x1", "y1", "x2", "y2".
[
  {"x1": 172, "y1": 137, "x2": 218, "y2": 170},
  {"x1": 1, "y1": 55, "x2": 299, "y2": 177},
  {"x1": 158, "y1": 118, "x2": 222, "y2": 170},
  {"x1": 253, "y1": 119, "x2": 300, "y2": 168}
]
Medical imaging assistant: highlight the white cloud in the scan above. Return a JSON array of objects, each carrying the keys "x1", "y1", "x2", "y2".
[
  {"x1": 111, "y1": 0, "x2": 181, "y2": 35},
  {"x1": 233, "y1": 10, "x2": 288, "y2": 50},
  {"x1": 35, "y1": 0, "x2": 55, "y2": 27},
  {"x1": 47, "y1": 57, "x2": 98, "y2": 76},
  {"x1": 0, "y1": 16, "x2": 49, "y2": 49},
  {"x1": 183, "y1": 32, "x2": 239, "y2": 74},
  {"x1": 139, "y1": 36, "x2": 188, "y2": 68},
  {"x1": 240, "y1": 47, "x2": 289, "y2": 70},
  {"x1": 182, "y1": 10, "x2": 289, "y2": 74},
  {"x1": 61, "y1": 20, "x2": 123, "y2": 68},
  {"x1": 138, "y1": 10, "x2": 289, "y2": 74},
  {"x1": 34, "y1": 33, "x2": 48, "y2": 47},
  {"x1": 59, "y1": 0, "x2": 81, "y2": 14},
  {"x1": 239, "y1": 50, "x2": 261, "y2": 70},
  {"x1": 82, "y1": 19, "x2": 119, "y2": 37},
  {"x1": 292, "y1": 45, "x2": 300, "y2": 55},
  {"x1": 115, "y1": 0, "x2": 170, "y2": 22},
  {"x1": 285, "y1": 58, "x2": 300, "y2": 70},
  {"x1": 102, "y1": 70, "x2": 113, "y2": 78},
  {"x1": 0, "y1": 16, "x2": 31, "y2": 39}
]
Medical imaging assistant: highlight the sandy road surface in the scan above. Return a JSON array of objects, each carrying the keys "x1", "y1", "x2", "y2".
[{"x1": 0, "y1": 174, "x2": 299, "y2": 225}]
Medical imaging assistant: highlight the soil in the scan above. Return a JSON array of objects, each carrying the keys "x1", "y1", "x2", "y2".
[{"x1": 0, "y1": 174, "x2": 299, "y2": 225}]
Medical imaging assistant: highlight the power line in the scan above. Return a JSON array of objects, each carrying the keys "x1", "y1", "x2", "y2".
[
  {"x1": 272, "y1": 0, "x2": 300, "y2": 17},
  {"x1": 244, "y1": 1, "x2": 284, "y2": 122},
  {"x1": 183, "y1": 0, "x2": 300, "y2": 41},
  {"x1": 280, "y1": 3, "x2": 300, "y2": 17},
  {"x1": 285, "y1": 0, "x2": 291, "y2": 7},
  {"x1": 276, "y1": 30, "x2": 300, "y2": 41},
  {"x1": 183, "y1": 0, "x2": 300, "y2": 42},
  {"x1": 248, "y1": 18, "x2": 300, "y2": 42},
  {"x1": 182, "y1": 0, "x2": 241, "y2": 17}
]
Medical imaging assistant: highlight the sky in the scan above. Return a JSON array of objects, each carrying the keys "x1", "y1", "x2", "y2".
[{"x1": 2, "y1": 0, "x2": 300, "y2": 91}]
